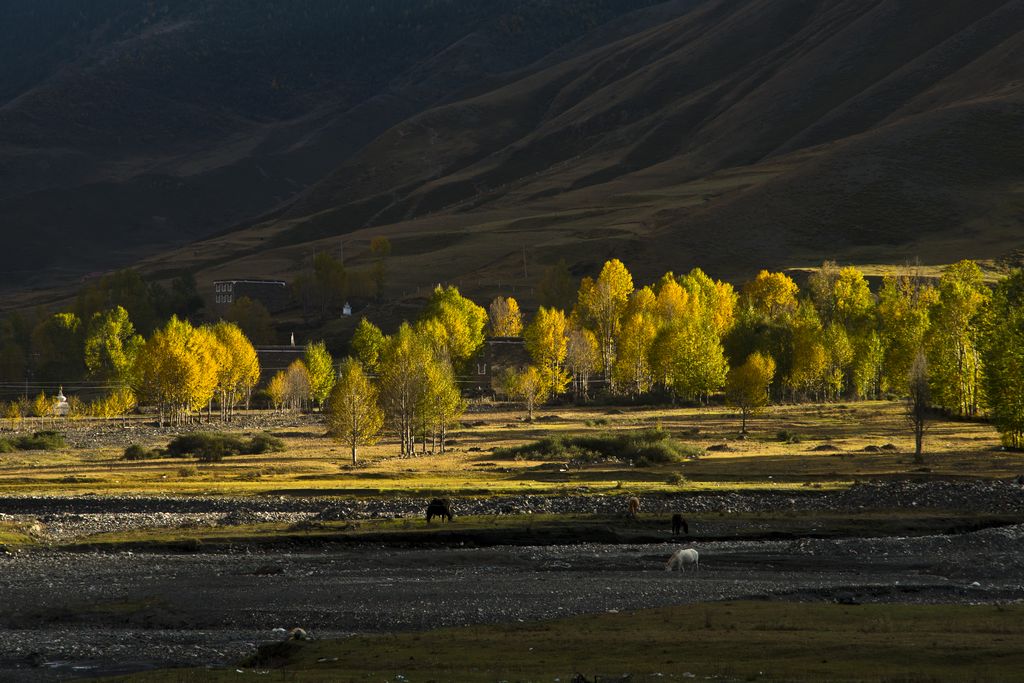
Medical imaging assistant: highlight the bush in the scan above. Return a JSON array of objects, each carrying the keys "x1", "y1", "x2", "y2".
[
  {"x1": 0, "y1": 439, "x2": 15, "y2": 453},
  {"x1": 123, "y1": 444, "x2": 162, "y2": 461},
  {"x1": 166, "y1": 432, "x2": 286, "y2": 461},
  {"x1": 494, "y1": 430, "x2": 703, "y2": 467},
  {"x1": 177, "y1": 465, "x2": 199, "y2": 477},
  {"x1": 777, "y1": 430, "x2": 801, "y2": 444},
  {"x1": 14, "y1": 431, "x2": 65, "y2": 450},
  {"x1": 665, "y1": 472, "x2": 686, "y2": 486},
  {"x1": 248, "y1": 432, "x2": 285, "y2": 454}
]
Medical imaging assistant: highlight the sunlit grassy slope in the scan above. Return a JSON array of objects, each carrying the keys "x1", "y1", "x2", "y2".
[{"x1": 0, "y1": 401, "x2": 1017, "y2": 498}]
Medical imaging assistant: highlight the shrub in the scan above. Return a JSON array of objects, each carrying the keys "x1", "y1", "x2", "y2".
[
  {"x1": 123, "y1": 444, "x2": 161, "y2": 461},
  {"x1": 777, "y1": 430, "x2": 801, "y2": 444},
  {"x1": 0, "y1": 440, "x2": 15, "y2": 453},
  {"x1": 165, "y1": 432, "x2": 286, "y2": 461},
  {"x1": 665, "y1": 472, "x2": 686, "y2": 486},
  {"x1": 15, "y1": 431, "x2": 65, "y2": 450},
  {"x1": 177, "y1": 465, "x2": 199, "y2": 477},
  {"x1": 248, "y1": 432, "x2": 285, "y2": 454},
  {"x1": 494, "y1": 430, "x2": 703, "y2": 467}
]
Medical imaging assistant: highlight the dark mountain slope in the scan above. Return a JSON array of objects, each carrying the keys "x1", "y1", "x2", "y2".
[
  {"x1": 0, "y1": 0, "x2": 666, "y2": 286},
  {"x1": 260, "y1": 0, "x2": 1022, "y2": 282}
]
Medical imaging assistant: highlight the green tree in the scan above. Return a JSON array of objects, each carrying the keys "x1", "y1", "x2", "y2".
[
  {"x1": 612, "y1": 307, "x2": 658, "y2": 396},
  {"x1": 31, "y1": 312, "x2": 85, "y2": 383},
  {"x1": 304, "y1": 341, "x2": 336, "y2": 409},
  {"x1": 926, "y1": 260, "x2": 988, "y2": 417},
  {"x1": 726, "y1": 352, "x2": 776, "y2": 434},
  {"x1": 979, "y1": 271, "x2": 1024, "y2": 448},
  {"x1": 84, "y1": 306, "x2": 143, "y2": 386},
  {"x1": 878, "y1": 272, "x2": 937, "y2": 395},
  {"x1": 350, "y1": 318, "x2": 386, "y2": 372},
  {"x1": 327, "y1": 358, "x2": 384, "y2": 464},
  {"x1": 650, "y1": 320, "x2": 728, "y2": 402},
  {"x1": 537, "y1": 258, "x2": 576, "y2": 311},
  {"x1": 907, "y1": 351, "x2": 930, "y2": 463},
  {"x1": 225, "y1": 296, "x2": 275, "y2": 345},
  {"x1": 418, "y1": 285, "x2": 487, "y2": 370}
]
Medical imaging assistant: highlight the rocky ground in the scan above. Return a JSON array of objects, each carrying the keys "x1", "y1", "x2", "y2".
[{"x1": 0, "y1": 481, "x2": 1022, "y2": 681}]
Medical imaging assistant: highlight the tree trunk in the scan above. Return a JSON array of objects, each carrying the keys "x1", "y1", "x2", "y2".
[{"x1": 351, "y1": 443, "x2": 358, "y2": 465}]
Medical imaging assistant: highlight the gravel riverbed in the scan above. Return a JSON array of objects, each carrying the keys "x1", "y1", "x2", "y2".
[{"x1": 0, "y1": 481, "x2": 1022, "y2": 681}]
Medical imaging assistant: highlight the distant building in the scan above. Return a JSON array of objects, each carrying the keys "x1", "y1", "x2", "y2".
[
  {"x1": 342, "y1": 302, "x2": 352, "y2": 316},
  {"x1": 212, "y1": 279, "x2": 289, "y2": 313},
  {"x1": 474, "y1": 337, "x2": 531, "y2": 394}
]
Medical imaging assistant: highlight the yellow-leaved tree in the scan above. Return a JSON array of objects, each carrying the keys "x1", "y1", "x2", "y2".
[
  {"x1": 743, "y1": 270, "x2": 799, "y2": 319},
  {"x1": 565, "y1": 325, "x2": 600, "y2": 400},
  {"x1": 326, "y1": 358, "x2": 384, "y2": 464},
  {"x1": 726, "y1": 352, "x2": 776, "y2": 434},
  {"x1": 488, "y1": 296, "x2": 523, "y2": 337},
  {"x1": 134, "y1": 316, "x2": 219, "y2": 425},
  {"x1": 211, "y1": 321, "x2": 260, "y2": 419},
  {"x1": 304, "y1": 340, "x2": 335, "y2": 410},
  {"x1": 524, "y1": 307, "x2": 570, "y2": 397},
  {"x1": 509, "y1": 365, "x2": 549, "y2": 422},
  {"x1": 576, "y1": 259, "x2": 634, "y2": 389}
]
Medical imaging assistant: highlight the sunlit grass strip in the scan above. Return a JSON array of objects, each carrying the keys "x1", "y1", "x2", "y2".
[{"x1": 102, "y1": 601, "x2": 1024, "y2": 682}]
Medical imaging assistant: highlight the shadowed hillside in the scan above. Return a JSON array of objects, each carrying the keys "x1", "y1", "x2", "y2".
[{"x1": 2, "y1": 0, "x2": 1022, "y2": 305}]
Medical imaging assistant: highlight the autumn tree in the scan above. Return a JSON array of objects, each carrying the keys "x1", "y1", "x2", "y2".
[
  {"x1": 743, "y1": 270, "x2": 799, "y2": 319},
  {"x1": 979, "y1": 271, "x2": 1024, "y2": 449},
  {"x1": 133, "y1": 316, "x2": 219, "y2": 425},
  {"x1": 564, "y1": 325, "x2": 600, "y2": 401},
  {"x1": 679, "y1": 268, "x2": 737, "y2": 336},
  {"x1": 326, "y1": 358, "x2": 384, "y2": 464},
  {"x1": 266, "y1": 371, "x2": 287, "y2": 411},
  {"x1": 488, "y1": 296, "x2": 523, "y2": 337},
  {"x1": 418, "y1": 358, "x2": 465, "y2": 454},
  {"x1": 377, "y1": 323, "x2": 433, "y2": 455},
  {"x1": 350, "y1": 318, "x2": 386, "y2": 372},
  {"x1": 612, "y1": 291, "x2": 658, "y2": 396},
  {"x1": 419, "y1": 285, "x2": 487, "y2": 370},
  {"x1": 304, "y1": 341, "x2": 336, "y2": 410},
  {"x1": 509, "y1": 365, "x2": 549, "y2": 421},
  {"x1": 211, "y1": 321, "x2": 260, "y2": 418},
  {"x1": 576, "y1": 259, "x2": 633, "y2": 387},
  {"x1": 726, "y1": 352, "x2": 776, "y2": 434},
  {"x1": 878, "y1": 272, "x2": 937, "y2": 395},
  {"x1": 283, "y1": 359, "x2": 312, "y2": 411},
  {"x1": 524, "y1": 307, "x2": 569, "y2": 396},
  {"x1": 926, "y1": 260, "x2": 988, "y2": 417},
  {"x1": 906, "y1": 351, "x2": 930, "y2": 463}
]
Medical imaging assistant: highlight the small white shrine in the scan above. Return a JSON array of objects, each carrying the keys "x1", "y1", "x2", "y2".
[{"x1": 54, "y1": 387, "x2": 69, "y2": 417}]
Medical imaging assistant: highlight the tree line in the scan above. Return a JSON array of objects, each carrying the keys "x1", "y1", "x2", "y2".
[{"x1": 7, "y1": 257, "x2": 1024, "y2": 455}]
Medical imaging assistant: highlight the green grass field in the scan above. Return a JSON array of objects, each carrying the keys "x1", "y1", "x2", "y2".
[
  {"x1": 103, "y1": 601, "x2": 1024, "y2": 682},
  {"x1": 0, "y1": 401, "x2": 1017, "y2": 500}
]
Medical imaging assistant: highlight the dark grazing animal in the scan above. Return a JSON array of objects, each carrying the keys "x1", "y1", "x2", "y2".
[
  {"x1": 426, "y1": 498, "x2": 453, "y2": 523},
  {"x1": 672, "y1": 513, "x2": 689, "y2": 536}
]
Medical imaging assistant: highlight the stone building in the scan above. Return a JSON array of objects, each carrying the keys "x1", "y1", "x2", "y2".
[{"x1": 212, "y1": 279, "x2": 290, "y2": 313}]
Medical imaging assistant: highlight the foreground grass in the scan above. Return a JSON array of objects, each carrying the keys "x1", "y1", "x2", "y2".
[
  {"x1": 105, "y1": 601, "x2": 1024, "y2": 682},
  {"x1": 0, "y1": 402, "x2": 1018, "y2": 498}
]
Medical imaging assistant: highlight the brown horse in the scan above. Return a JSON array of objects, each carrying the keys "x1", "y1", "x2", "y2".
[{"x1": 426, "y1": 498, "x2": 453, "y2": 523}]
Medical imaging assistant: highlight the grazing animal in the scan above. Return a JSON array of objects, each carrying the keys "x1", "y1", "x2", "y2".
[
  {"x1": 288, "y1": 627, "x2": 310, "y2": 641},
  {"x1": 666, "y1": 547, "x2": 699, "y2": 572},
  {"x1": 672, "y1": 513, "x2": 689, "y2": 536},
  {"x1": 426, "y1": 498, "x2": 453, "y2": 523},
  {"x1": 1016, "y1": 474, "x2": 1024, "y2": 490},
  {"x1": 627, "y1": 496, "x2": 640, "y2": 519}
]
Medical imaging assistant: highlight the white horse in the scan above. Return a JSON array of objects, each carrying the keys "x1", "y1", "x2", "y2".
[{"x1": 665, "y1": 547, "x2": 699, "y2": 572}]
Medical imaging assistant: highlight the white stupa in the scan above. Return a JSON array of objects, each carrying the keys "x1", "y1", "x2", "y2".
[{"x1": 54, "y1": 387, "x2": 69, "y2": 417}]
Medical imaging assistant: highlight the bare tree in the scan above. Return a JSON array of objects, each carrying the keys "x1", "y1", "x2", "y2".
[{"x1": 906, "y1": 351, "x2": 930, "y2": 463}]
